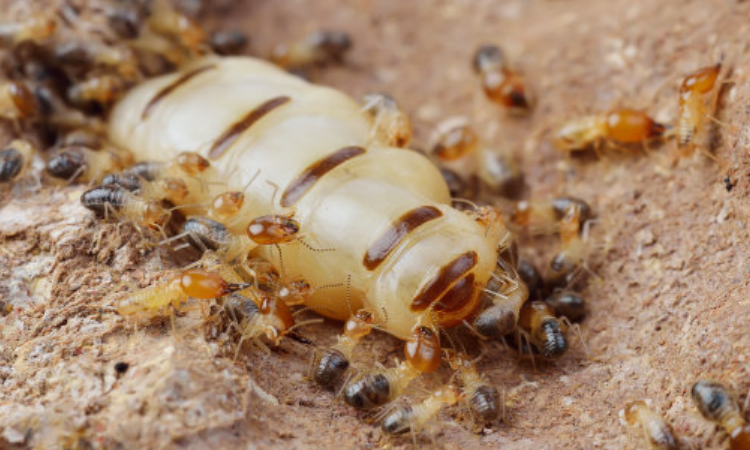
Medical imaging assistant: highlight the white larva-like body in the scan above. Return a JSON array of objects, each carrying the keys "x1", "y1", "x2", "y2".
[{"x1": 109, "y1": 56, "x2": 500, "y2": 340}]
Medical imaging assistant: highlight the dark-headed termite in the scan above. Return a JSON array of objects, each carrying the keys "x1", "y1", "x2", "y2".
[
  {"x1": 0, "y1": 139, "x2": 35, "y2": 183},
  {"x1": 553, "y1": 108, "x2": 666, "y2": 154},
  {"x1": 381, "y1": 384, "x2": 462, "y2": 435},
  {"x1": 313, "y1": 309, "x2": 374, "y2": 389},
  {"x1": 691, "y1": 380, "x2": 750, "y2": 450},
  {"x1": 270, "y1": 30, "x2": 352, "y2": 71},
  {"x1": 447, "y1": 352, "x2": 500, "y2": 423},
  {"x1": 518, "y1": 301, "x2": 568, "y2": 359},
  {"x1": 622, "y1": 400, "x2": 678, "y2": 450},
  {"x1": 361, "y1": 93, "x2": 412, "y2": 148},
  {"x1": 117, "y1": 270, "x2": 249, "y2": 319},
  {"x1": 676, "y1": 64, "x2": 723, "y2": 156},
  {"x1": 473, "y1": 44, "x2": 533, "y2": 114}
]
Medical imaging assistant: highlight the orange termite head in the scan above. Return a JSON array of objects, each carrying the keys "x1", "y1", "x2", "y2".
[
  {"x1": 246, "y1": 214, "x2": 300, "y2": 245},
  {"x1": 680, "y1": 63, "x2": 722, "y2": 97},
  {"x1": 176, "y1": 151, "x2": 210, "y2": 175},
  {"x1": 405, "y1": 325, "x2": 442, "y2": 373},
  {"x1": 178, "y1": 270, "x2": 250, "y2": 299},
  {"x1": 604, "y1": 108, "x2": 666, "y2": 144},
  {"x1": 432, "y1": 122, "x2": 480, "y2": 162},
  {"x1": 259, "y1": 295, "x2": 295, "y2": 343}
]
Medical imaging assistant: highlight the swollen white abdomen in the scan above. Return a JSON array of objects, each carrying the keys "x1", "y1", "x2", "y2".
[{"x1": 109, "y1": 57, "x2": 499, "y2": 340}]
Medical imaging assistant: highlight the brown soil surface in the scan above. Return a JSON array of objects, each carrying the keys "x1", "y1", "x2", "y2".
[{"x1": 2, "y1": 0, "x2": 750, "y2": 449}]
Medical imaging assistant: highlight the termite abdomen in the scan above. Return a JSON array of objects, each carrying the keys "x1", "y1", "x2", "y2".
[
  {"x1": 517, "y1": 260, "x2": 543, "y2": 298},
  {"x1": 123, "y1": 161, "x2": 164, "y2": 181},
  {"x1": 101, "y1": 173, "x2": 142, "y2": 192},
  {"x1": 46, "y1": 147, "x2": 86, "y2": 180},
  {"x1": 344, "y1": 373, "x2": 391, "y2": 409},
  {"x1": 545, "y1": 292, "x2": 586, "y2": 322},
  {"x1": 314, "y1": 348, "x2": 350, "y2": 389},
  {"x1": 81, "y1": 185, "x2": 127, "y2": 216},
  {"x1": 0, "y1": 146, "x2": 23, "y2": 182},
  {"x1": 183, "y1": 216, "x2": 231, "y2": 251},
  {"x1": 473, "y1": 303, "x2": 516, "y2": 338},
  {"x1": 470, "y1": 385, "x2": 500, "y2": 422},
  {"x1": 382, "y1": 406, "x2": 415, "y2": 435},
  {"x1": 539, "y1": 319, "x2": 567, "y2": 359},
  {"x1": 210, "y1": 30, "x2": 248, "y2": 56}
]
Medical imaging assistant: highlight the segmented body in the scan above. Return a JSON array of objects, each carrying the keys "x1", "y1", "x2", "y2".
[{"x1": 108, "y1": 56, "x2": 501, "y2": 340}]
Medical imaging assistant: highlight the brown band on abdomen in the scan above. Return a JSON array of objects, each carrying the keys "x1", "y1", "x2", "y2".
[
  {"x1": 141, "y1": 65, "x2": 216, "y2": 120},
  {"x1": 280, "y1": 146, "x2": 366, "y2": 207},
  {"x1": 363, "y1": 206, "x2": 443, "y2": 271},
  {"x1": 411, "y1": 251, "x2": 478, "y2": 312},
  {"x1": 208, "y1": 96, "x2": 291, "y2": 159}
]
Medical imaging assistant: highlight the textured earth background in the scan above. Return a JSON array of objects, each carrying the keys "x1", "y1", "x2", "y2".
[{"x1": 1, "y1": 0, "x2": 750, "y2": 449}]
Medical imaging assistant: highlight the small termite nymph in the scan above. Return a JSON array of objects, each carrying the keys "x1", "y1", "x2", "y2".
[
  {"x1": 677, "y1": 64, "x2": 723, "y2": 156},
  {"x1": 0, "y1": 80, "x2": 39, "y2": 121},
  {"x1": 545, "y1": 291, "x2": 586, "y2": 323},
  {"x1": 518, "y1": 301, "x2": 568, "y2": 359},
  {"x1": 381, "y1": 384, "x2": 462, "y2": 436},
  {"x1": 553, "y1": 108, "x2": 666, "y2": 154},
  {"x1": 313, "y1": 309, "x2": 374, "y2": 389},
  {"x1": 472, "y1": 44, "x2": 533, "y2": 114},
  {"x1": 270, "y1": 30, "x2": 352, "y2": 71},
  {"x1": 623, "y1": 400, "x2": 678, "y2": 450},
  {"x1": 510, "y1": 196, "x2": 591, "y2": 235},
  {"x1": 0, "y1": 139, "x2": 35, "y2": 183},
  {"x1": 361, "y1": 92, "x2": 412, "y2": 148},
  {"x1": 117, "y1": 270, "x2": 249, "y2": 319},
  {"x1": 691, "y1": 380, "x2": 750, "y2": 450},
  {"x1": 81, "y1": 185, "x2": 170, "y2": 230},
  {"x1": 447, "y1": 352, "x2": 500, "y2": 423}
]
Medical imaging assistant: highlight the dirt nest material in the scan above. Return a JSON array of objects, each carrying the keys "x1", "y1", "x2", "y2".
[{"x1": 2, "y1": 0, "x2": 750, "y2": 449}]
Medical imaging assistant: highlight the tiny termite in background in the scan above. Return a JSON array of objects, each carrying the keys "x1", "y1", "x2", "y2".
[
  {"x1": 67, "y1": 74, "x2": 127, "y2": 107},
  {"x1": 0, "y1": 139, "x2": 36, "y2": 183},
  {"x1": 380, "y1": 384, "x2": 462, "y2": 436},
  {"x1": 510, "y1": 196, "x2": 592, "y2": 235},
  {"x1": 472, "y1": 44, "x2": 533, "y2": 114},
  {"x1": 676, "y1": 63, "x2": 724, "y2": 157},
  {"x1": 691, "y1": 380, "x2": 750, "y2": 450},
  {"x1": 117, "y1": 269, "x2": 249, "y2": 320},
  {"x1": 313, "y1": 309, "x2": 374, "y2": 389},
  {"x1": 622, "y1": 400, "x2": 678, "y2": 450},
  {"x1": 0, "y1": 14, "x2": 57, "y2": 48},
  {"x1": 517, "y1": 300, "x2": 568, "y2": 359},
  {"x1": 270, "y1": 30, "x2": 352, "y2": 72},
  {"x1": 0, "y1": 80, "x2": 40, "y2": 122},
  {"x1": 430, "y1": 119, "x2": 523, "y2": 199},
  {"x1": 209, "y1": 30, "x2": 249, "y2": 56},
  {"x1": 553, "y1": 108, "x2": 666, "y2": 155},
  {"x1": 446, "y1": 352, "x2": 500, "y2": 424},
  {"x1": 361, "y1": 92, "x2": 412, "y2": 148}
]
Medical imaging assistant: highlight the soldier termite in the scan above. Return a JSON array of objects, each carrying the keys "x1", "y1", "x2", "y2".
[
  {"x1": 117, "y1": 269, "x2": 249, "y2": 320},
  {"x1": 622, "y1": 400, "x2": 678, "y2": 450},
  {"x1": 106, "y1": 56, "x2": 522, "y2": 422},
  {"x1": 676, "y1": 64, "x2": 723, "y2": 157},
  {"x1": 472, "y1": 44, "x2": 533, "y2": 114},
  {"x1": 691, "y1": 380, "x2": 750, "y2": 450},
  {"x1": 553, "y1": 108, "x2": 666, "y2": 154}
]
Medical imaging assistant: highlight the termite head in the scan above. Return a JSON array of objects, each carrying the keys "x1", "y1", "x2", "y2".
[
  {"x1": 680, "y1": 64, "x2": 722, "y2": 99},
  {"x1": 210, "y1": 191, "x2": 244, "y2": 218},
  {"x1": 691, "y1": 380, "x2": 739, "y2": 424},
  {"x1": 159, "y1": 177, "x2": 189, "y2": 203},
  {"x1": 432, "y1": 122, "x2": 480, "y2": 163},
  {"x1": 176, "y1": 151, "x2": 210, "y2": 175},
  {"x1": 178, "y1": 269, "x2": 249, "y2": 299},
  {"x1": 258, "y1": 295, "x2": 295, "y2": 344},
  {"x1": 405, "y1": 325, "x2": 442, "y2": 373},
  {"x1": 246, "y1": 214, "x2": 300, "y2": 245}
]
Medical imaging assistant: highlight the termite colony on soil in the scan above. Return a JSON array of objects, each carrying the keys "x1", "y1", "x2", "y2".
[{"x1": 0, "y1": 0, "x2": 743, "y2": 447}]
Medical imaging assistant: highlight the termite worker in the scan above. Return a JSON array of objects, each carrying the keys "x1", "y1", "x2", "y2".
[
  {"x1": 105, "y1": 56, "x2": 525, "y2": 413},
  {"x1": 622, "y1": 400, "x2": 678, "y2": 450},
  {"x1": 676, "y1": 63, "x2": 723, "y2": 157},
  {"x1": 691, "y1": 380, "x2": 750, "y2": 450},
  {"x1": 553, "y1": 108, "x2": 666, "y2": 154},
  {"x1": 0, "y1": 139, "x2": 36, "y2": 183},
  {"x1": 380, "y1": 384, "x2": 462, "y2": 436},
  {"x1": 472, "y1": 44, "x2": 533, "y2": 114}
]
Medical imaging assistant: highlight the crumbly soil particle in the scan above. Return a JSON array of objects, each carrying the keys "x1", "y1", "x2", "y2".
[{"x1": 2, "y1": 0, "x2": 750, "y2": 449}]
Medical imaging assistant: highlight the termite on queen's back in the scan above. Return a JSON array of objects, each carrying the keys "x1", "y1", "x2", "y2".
[{"x1": 103, "y1": 55, "x2": 528, "y2": 421}]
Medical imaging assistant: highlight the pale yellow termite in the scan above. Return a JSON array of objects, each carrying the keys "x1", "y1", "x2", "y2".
[{"x1": 107, "y1": 56, "x2": 515, "y2": 388}]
